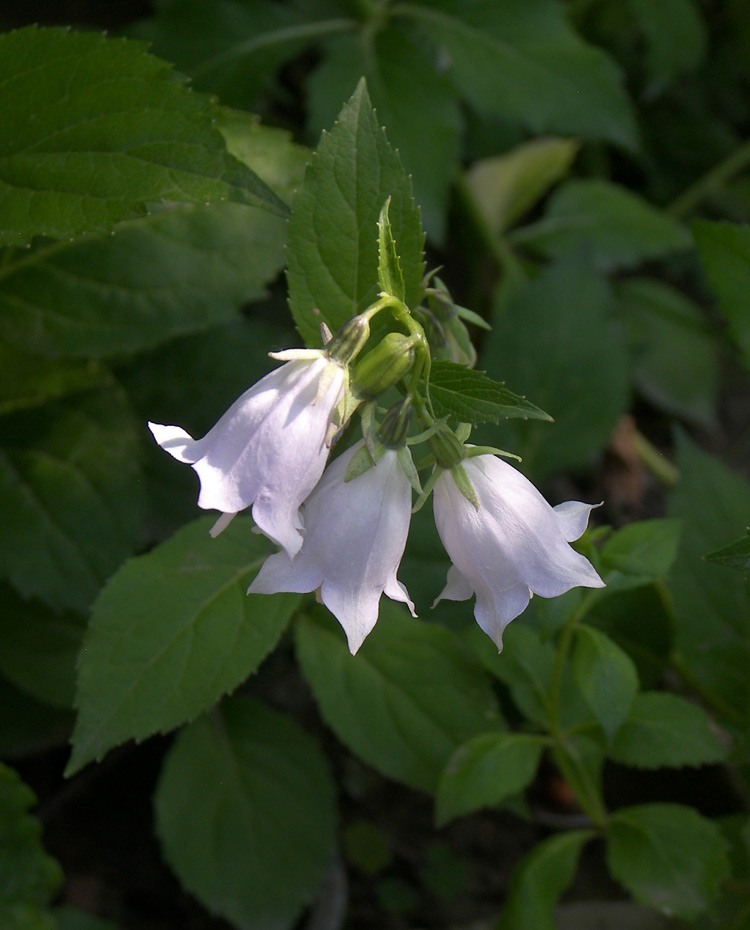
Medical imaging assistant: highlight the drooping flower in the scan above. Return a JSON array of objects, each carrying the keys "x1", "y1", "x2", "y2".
[
  {"x1": 148, "y1": 349, "x2": 346, "y2": 557},
  {"x1": 248, "y1": 440, "x2": 415, "y2": 654},
  {"x1": 433, "y1": 454, "x2": 605, "y2": 649}
]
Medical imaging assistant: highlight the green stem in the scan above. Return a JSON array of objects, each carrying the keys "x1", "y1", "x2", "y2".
[
  {"x1": 668, "y1": 138, "x2": 750, "y2": 220},
  {"x1": 632, "y1": 428, "x2": 680, "y2": 488}
]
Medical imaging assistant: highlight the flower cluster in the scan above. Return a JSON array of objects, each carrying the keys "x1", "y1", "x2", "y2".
[{"x1": 150, "y1": 296, "x2": 604, "y2": 654}]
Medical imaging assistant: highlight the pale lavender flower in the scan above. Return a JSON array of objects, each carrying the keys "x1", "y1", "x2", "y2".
[
  {"x1": 248, "y1": 441, "x2": 415, "y2": 654},
  {"x1": 148, "y1": 350, "x2": 346, "y2": 556},
  {"x1": 433, "y1": 454, "x2": 604, "y2": 649}
]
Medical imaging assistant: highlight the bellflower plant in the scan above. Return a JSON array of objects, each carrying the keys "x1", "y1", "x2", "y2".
[
  {"x1": 433, "y1": 453, "x2": 605, "y2": 649},
  {"x1": 149, "y1": 347, "x2": 350, "y2": 555},
  {"x1": 249, "y1": 438, "x2": 416, "y2": 653}
]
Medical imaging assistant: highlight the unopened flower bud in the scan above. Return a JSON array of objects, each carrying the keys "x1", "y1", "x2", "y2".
[
  {"x1": 377, "y1": 398, "x2": 413, "y2": 449},
  {"x1": 429, "y1": 428, "x2": 466, "y2": 470},
  {"x1": 352, "y1": 332, "x2": 415, "y2": 399},
  {"x1": 325, "y1": 314, "x2": 371, "y2": 365}
]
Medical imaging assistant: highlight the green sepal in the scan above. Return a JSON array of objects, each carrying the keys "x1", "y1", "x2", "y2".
[
  {"x1": 450, "y1": 463, "x2": 479, "y2": 510},
  {"x1": 377, "y1": 197, "x2": 407, "y2": 303}
]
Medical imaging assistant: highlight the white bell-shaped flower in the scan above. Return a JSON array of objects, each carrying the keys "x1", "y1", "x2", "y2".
[
  {"x1": 248, "y1": 441, "x2": 416, "y2": 654},
  {"x1": 433, "y1": 454, "x2": 605, "y2": 649},
  {"x1": 148, "y1": 350, "x2": 346, "y2": 557}
]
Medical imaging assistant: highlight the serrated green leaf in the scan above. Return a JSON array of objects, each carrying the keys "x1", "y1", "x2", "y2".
[
  {"x1": 0, "y1": 389, "x2": 144, "y2": 613},
  {"x1": 705, "y1": 531, "x2": 750, "y2": 571},
  {"x1": 512, "y1": 180, "x2": 691, "y2": 270},
  {"x1": 287, "y1": 79, "x2": 425, "y2": 346},
  {"x1": 295, "y1": 604, "x2": 502, "y2": 793},
  {"x1": 0, "y1": 584, "x2": 84, "y2": 708},
  {"x1": 607, "y1": 803, "x2": 729, "y2": 919},
  {"x1": 428, "y1": 361, "x2": 552, "y2": 425},
  {"x1": 692, "y1": 220, "x2": 750, "y2": 369},
  {"x1": 67, "y1": 517, "x2": 299, "y2": 775},
  {"x1": 0, "y1": 764, "x2": 62, "y2": 929},
  {"x1": 497, "y1": 829, "x2": 594, "y2": 930},
  {"x1": 610, "y1": 692, "x2": 727, "y2": 769},
  {"x1": 436, "y1": 732, "x2": 545, "y2": 825},
  {"x1": 464, "y1": 137, "x2": 579, "y2": 236},
  {"x1": 0, "y1": 201, "x2": 288, "y2": 359},
  {"x1": 377, "y1": 198, "x2": 406, "y2": 302},
  {"x1": 0, "y1": 27, "x2": 286, "y2": 247},
  {"x1": 398, "y1": 0, "x2": 638, "y2": 150},
  {"x1": 481, "y1": 252, "x2": 629, "y2": 482},
  {"x1": 155, "y1": 697, "x2": 336, "y2": 930},
  {"x1": 668, "y1": 435, "x2": 750, "y2": 725},
  {"x1": 600, "y1": 519, "x2": 682, "y2": 593},
  {"x1": 616, "y1": 277, "x2": 719, "y2": 427},
  {"x1": 573, "y1": 625, "x2": 639, "y2": 741},
  {"x1": 627, "y1": 0, "x2": 707, "y2": 95},
  {"x1": 307, "y1": 23, "x2": 462, "y2": 242}
]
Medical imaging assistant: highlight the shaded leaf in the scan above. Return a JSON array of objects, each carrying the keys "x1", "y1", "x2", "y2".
[
  {"x1": 436, "y1": 732, "x2": 545, "y2": 825},
  {"x1": 705, "y1": 531, "x2": 750, "y2": 571},
  {"x1": 296, "y1": 605, "x2": 502, "y2": 792},
  {"x1": 67, "y1": 517, "x2": 298, "y2": 774},
  {"x1": 572, "y1": 625, "x2": 639, "y2": 741},
  {"x1": 627, "y1": 0, "x2": 707, "y2": 95},
  {"x1": 155, "y1": 697, "x2": 336, "y2": 930},
  {"x1": 0, "y1": 389, "x2": 144, "y2": 613},
  {"x1": 599, "y1": 519, "x2": 682, "y2": 593},
  {"x1": 402, "y1": 0, "x2": 638, "y2": 149},
  {"x1": 607, "y1": 803, "x2": 729, "y2": 919},
  {"x1": 610, "y1": 692, "x2": 727, "y2": 769},
  {"x1": 498, "y1": 829, "x2": 594, "y2": 930},
  {"x1": 512, "y1": 180, "x2": 691, "y2": 270}
]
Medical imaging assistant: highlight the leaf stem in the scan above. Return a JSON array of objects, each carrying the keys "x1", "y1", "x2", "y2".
[{"x1": 668, "y1": 138, "x2": 750, "y2": 220}]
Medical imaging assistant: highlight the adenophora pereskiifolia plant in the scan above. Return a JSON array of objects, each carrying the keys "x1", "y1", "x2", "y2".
[{"x1": 149, "y1": 217, "x2": 604, "y2": 653}]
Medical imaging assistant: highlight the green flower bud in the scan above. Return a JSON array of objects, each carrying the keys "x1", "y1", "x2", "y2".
[
  {"x1": 325, "y1": 313, "x2": 371, "y2": 365},
  {"x1": 377, "y1": 398, "x2": 413, "y2": 449},
  {"x1": 429, "y1": 427, "x2": 466, "y2": 470},
  {"x1": 351, "y1": 332, "x2": 415, "y2": 399}
]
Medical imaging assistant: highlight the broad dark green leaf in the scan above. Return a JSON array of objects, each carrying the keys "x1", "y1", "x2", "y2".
[
  {"x1": 0, "y1": 116, "x2": 305, "y2": 359},
  {"x1": 607, "y1": 803, "x2": 729, "y2": 919},
  {"x1": 67, "y1": 517, "x2": 299, "y2": 775},
  {"x1": 599, "y1": 519, "x2": 682, "y2": 593},
  {"x1": 436, "y1": 732, "x2": 545, "y2": 825},
  {"x1": 287, "y1": 80, "x2": 425, "y2": 346},
  {"x1": 428, "y1": 361, "x2": 552, "y2": 425},
  {"x1": 0, "y1": 344, "x2": 111, "y2": 414},
  {"x1": 0, "y1": 764, "x2": 62, "y2": 930},
  {"x1": 610, "y1": 692, "x2": 727, "y2": 769},
  {"x1": 616, "y1": 277, "x2": 719, "y2": 426},
  {"x1": 668, "y1": 434, "x2": 750, "y2": 726},
  {"x1": 0, "y1": 584, "x2": 84, "y2": 708},
  {"x1": 481, "y1": 252, "x2": 629, "y2": 482},
  {"x1": 705, "y1": 531, "x2": 750, "y2": 571},
  {"x1": 128, "y1": 0, "x2": 328, "y2": 109},
  {"x1": 398, "y1": 0, "x2": 638, "y2": 149},
  {"x1": 511, "y1": 180, "x2": 691, "y2": 270},
  {"x1": 0, "y1": 389, "x2": 144, "y2": 613},
  {"x1": 627, "y1": 0, "x2": 707, "y2": 95},
  {"x1": 572, "y1": 625, "x2": 639, "y2": 741},
  {"x1": 692, "y1": 220, "x2": 750, "y2": 369},
  {"x1": 155, "y1": 697, "x2": 336, "y2": 930},
  {"x1": 296, "y1": 605, "x2": 502, "y2": 793},
  {"x1": 464, "y1": 137, "x2": 579, "y2": 236},
  {"x1": 497, "y1": 829, "x2": 594, "y2": 930},
  {"x1": 307, "y1": 23, "x2": 462, "y2": 241},
  {"x1": 0, "y1": 27, "x2": 285, "y2": 247}
]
